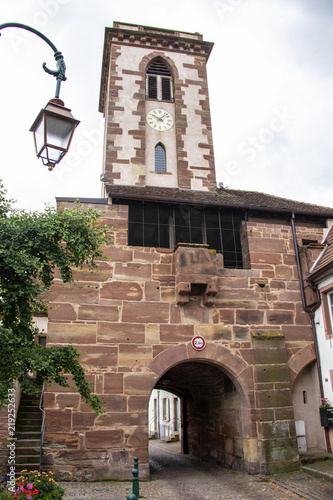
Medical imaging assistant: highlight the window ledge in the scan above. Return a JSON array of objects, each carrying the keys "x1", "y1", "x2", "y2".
[{"x1": 150, "y1": 170, "x2": 172, "y2": 175}]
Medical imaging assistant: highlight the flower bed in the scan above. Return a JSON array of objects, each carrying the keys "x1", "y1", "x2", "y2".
[{"x1": 0, "y1": 471, "x2": 64, "y2": 500}]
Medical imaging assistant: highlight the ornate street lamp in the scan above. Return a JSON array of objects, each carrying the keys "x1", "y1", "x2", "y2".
[{"x1": 0, "y1": 23, "x2": 80, "y2": 170}]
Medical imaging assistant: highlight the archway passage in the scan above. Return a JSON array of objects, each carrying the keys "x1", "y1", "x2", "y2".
[{"x1": 150, "y1": 361, "x2": 243, "y2": 469}]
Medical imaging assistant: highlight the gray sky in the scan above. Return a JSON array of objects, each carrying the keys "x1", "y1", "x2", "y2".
[{"x1": 1, "y1": 0, "x2": 333, "y2": 211}]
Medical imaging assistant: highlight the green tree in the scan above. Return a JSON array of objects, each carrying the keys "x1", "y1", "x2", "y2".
[{"x1": 0, "y1": 181, "x2": 108, "y2": 413}]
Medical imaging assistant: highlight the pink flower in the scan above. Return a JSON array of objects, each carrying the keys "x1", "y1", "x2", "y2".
[{"x1": 26, "y1": 483, "x2": 33, "y2": 490}]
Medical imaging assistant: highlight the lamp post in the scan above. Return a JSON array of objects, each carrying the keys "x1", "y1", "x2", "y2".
[{"x1": 0, "y1": 22, "x2": 80, "y2": 171}]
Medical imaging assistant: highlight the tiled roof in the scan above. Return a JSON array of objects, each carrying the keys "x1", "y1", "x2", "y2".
[
  {"x1": 308, "y1": 225, "x2": 333, "y2": 280},
  {"x1": 106, "y1": 185, "x2": 333, "y2": 216}
]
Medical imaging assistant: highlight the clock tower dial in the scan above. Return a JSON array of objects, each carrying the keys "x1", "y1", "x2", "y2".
[{"x1": 146, "y1": 109, "x2": 174, "y2": 131}]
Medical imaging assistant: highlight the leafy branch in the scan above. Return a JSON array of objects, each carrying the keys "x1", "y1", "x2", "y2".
[{"x1": 0, "y1": 181, "x2": 109, "y2": 413}]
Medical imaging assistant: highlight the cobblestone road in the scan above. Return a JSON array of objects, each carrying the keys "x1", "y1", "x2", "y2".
[
  {"x1": 147, "y1": 444, "x2": 305, "y2": 500},
  {"x1": 60, "y1": 442, "x2": 333, "y2": 500}
]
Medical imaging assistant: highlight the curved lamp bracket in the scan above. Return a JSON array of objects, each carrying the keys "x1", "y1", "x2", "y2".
[
  {"x1": 0, "y1": 22, "x2": 67, "y2": 98},
  {"x1": 0, "y1": 22, "x2": 79, "y2": 171}
]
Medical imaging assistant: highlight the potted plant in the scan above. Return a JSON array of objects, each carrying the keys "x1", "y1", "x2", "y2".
[
  {"x1": 321, "y1": 397, "x2": 331, "y2": 408},
  {"x1": 0, "y1": 470, "x2": 64, "y2": 500},
  {"x1": 319, "y1": 398, "x2": 333, "y2": 427}
]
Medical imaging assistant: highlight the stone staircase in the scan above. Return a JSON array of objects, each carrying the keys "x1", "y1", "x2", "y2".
[
  {"x1": 300, "y1": 453, "x2": 333, "y2": 483},
  {"x1": 14, "y1": 392, "x2": 43, "y2": 473},
  {"x1": 164, "y1": 431, "x2": 179, "y2": 443}
]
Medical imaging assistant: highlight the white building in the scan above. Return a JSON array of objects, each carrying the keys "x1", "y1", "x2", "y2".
[
  {"x1": 307, "y1": 224, "x2": 333, "y2": 451},
  {"x1": 148, "y1": 389, "x2": 181, "y2": 442}
]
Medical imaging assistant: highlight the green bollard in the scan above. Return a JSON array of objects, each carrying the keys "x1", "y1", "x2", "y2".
[
  {"x1": 134, "y1": 456, "x2": 139, "y2": 473},
  {"x1": 126, "y1": 456, "x2": 139, "y2": 500},
  {"x1": 132, "y1": 457, "x2": 139, "y2": 498},
  {"x1": 132, "y1": 466, "x2": 139, "y2": 499},
  {"x1": 132, "y1": 456, "x2": 139, "y2": 498}
]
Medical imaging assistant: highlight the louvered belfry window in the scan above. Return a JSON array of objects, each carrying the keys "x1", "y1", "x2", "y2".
[{"x1": 146, "y1": 57, "x2": 173, "y2": 101}]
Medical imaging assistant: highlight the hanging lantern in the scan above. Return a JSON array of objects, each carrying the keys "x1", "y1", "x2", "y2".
[{"x1": 30, "y1": 98, "x2": 80, "y2": 171}]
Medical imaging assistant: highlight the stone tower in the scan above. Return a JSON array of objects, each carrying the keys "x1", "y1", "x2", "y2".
[{"x1": 99, "y1": 21, "x2": 216, "y2": 191}]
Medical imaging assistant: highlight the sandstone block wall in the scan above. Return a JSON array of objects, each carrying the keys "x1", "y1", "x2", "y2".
[{"x1": 38, "y1": 201, "x2": 326, "y2": 479}]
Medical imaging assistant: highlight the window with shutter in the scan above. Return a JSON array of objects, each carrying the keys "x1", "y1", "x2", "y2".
[
  {"x1": 147, "y1": 75, "x2": 158, "y2": 99},
  {"x1": 146, "y1": 57, "x2": 173, "y2": 101},
  {"x1": 320, "y1": 284, "x2": 333, "y2": 339},
  {"x1": 161, "y1": 77, "x2": 172, "y2": 101},
  {"x1": 329, "y1": 292, "x2": 333, "y2": 324}
]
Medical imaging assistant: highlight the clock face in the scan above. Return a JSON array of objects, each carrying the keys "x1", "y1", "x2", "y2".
[{"x1": 146, "y1": 109, "x2": 174, "y2": 131}]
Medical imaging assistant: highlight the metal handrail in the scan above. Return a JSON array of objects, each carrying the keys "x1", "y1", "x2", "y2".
[
  {"x1": 148, "y1": 416, "x2": 155, "y2": 427},
  {"x1": 164, "y1": 418, "x2": 176, "y2": 440},
  {"x1": 38, "y1": 383, "x2": 46, "y2": 472},
  {"x1": 148, "y1": 416, "x2": 157, "y2": 436}
]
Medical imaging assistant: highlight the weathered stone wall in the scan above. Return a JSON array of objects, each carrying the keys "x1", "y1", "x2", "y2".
[
  {"x1": 184, "y1": 366, "x2": 242, "y2": 468},
  {"x1": 253, "y1": 331, "x2": 299, "y2": 474},
  {"x1": 41, "y1": 201, "x2": 326, "y2": 480}
]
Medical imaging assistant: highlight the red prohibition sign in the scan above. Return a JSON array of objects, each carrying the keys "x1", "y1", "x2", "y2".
[{"x1": 191, "y1": 335, "x2": 206, "y2": 351}]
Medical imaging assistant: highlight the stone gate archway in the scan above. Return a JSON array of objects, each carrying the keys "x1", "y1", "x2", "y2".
[{"x1": 147, "y1": 342, "x2": 259, "y2": 473}]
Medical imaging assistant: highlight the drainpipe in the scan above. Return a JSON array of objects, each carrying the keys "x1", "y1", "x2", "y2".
[
  {"x1": 291, "y1": 213, "x2": 331, "y2": 452},
  {"x1": 157, "y1": 390, "x2": 160, "y2": 440}
]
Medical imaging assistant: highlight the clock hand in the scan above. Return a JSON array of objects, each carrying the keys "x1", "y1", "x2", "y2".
[
  {"x1": 152, "y1": 111, "x2": 169, "y2": 120},
  {"x1": 151, "y1": 113, "x2": 163, "y2": 121}
]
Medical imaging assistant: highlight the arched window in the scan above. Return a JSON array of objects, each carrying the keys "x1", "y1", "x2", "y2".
[
  {"x1": 146, "y1": 57, "x2": 173, "y2": 101},
  {"x1": 155, "y1": 143, "x2": 166, "y2": 172}
]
